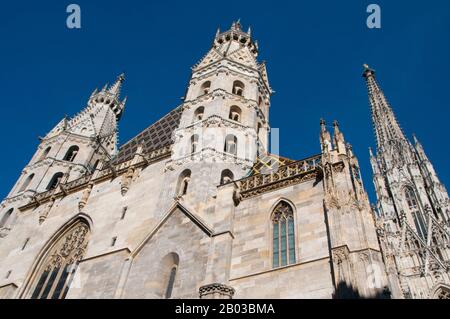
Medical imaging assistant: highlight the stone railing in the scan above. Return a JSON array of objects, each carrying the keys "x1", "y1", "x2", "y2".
[{"x1": 237, "y1": 154, "x2": 322, "y2": 199}]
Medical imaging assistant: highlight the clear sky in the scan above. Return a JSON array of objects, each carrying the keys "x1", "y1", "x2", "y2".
[{"x1": 0, "y1": 0, "x2": 449, "y2": 203}]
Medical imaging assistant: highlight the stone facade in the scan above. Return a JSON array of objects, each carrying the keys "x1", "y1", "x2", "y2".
[
  {"x1": 0, "y1": 21, "x2": 443, "y2": 299},
  {"x1": 363, "y1": 65, "x2": 450, "y2": 299}
]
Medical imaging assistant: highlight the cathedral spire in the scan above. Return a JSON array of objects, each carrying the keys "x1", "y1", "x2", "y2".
[
  {"x1": 108, "y1": 73, "x2": 125, "y2": 97},
  {"x1": 363, "y1": 64, "x2": 406, "y2": 150}
]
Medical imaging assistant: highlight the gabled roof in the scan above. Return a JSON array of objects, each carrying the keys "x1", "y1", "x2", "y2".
[{"x1": 113, "y1": 106, "x2": 182, "y2": 164}]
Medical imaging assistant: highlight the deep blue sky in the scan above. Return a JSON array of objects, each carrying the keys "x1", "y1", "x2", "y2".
[{"x1": 1, "y1": 0, "x2": 449, "y2": 203}]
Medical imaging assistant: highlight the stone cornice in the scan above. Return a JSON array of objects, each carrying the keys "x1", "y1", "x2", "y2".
[
  {"x1": 165, "y1": 147, "x2": 254, "y2": 171},
  {"x1": 192, "y1": 59, "x2": 271, "y2": 95},
  {"x1": 24, "y1": 157, "x2": 88, "y2": 173},
  {"x1": 18, "y1": 145, "x2": 173, "y2": 211},
  {"x1": 175, "y1": 114, "x2": 259, "y2": 137}
]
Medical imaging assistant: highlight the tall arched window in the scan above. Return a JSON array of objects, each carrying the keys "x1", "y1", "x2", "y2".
[
  {"x1": 39, "y1": 147, "x2": 52, "y2": 161},
  {"x1": 232, "y1": 80, "x2": 245, "y2": 96},
  {"x1": 193, "y1": 107, "x2": 205, "y2": 122},
  {"x1": 28, "y1": 219, "x2": 90, "y2": 299},
  {"x1": 190, "y1": 135, "x2": 199, "y2": 154},
  {"x1": 272, "y1": 201, "x2": 296, "y2": 268},
  {"x1": 220, "y1": 169, "x2": 234, "y2": 185},
  {"x1": 177, "y1": 169, "x2": 191, "y2": 197},
  {"x1": 63, "y1": 146, "x2": 79, "y2": 162},
  {"x1": 0, "y1": 208, "x2": 14, "y2": 229},
  {"x1": 224, "y1": 135, "x2": 237, "y2": 156},
  {"x1": 404, "y1": 186, "x2": 427, "y2": 240},
  {"x1": 19, "y1": 173, "x2": 35, "y2": 192},
  {"x1": 200, "y1": 81, "x2": 211, "y2": 96},
  {"x1": 161, "y1": 252, "x2": 179, "y2": 299},
  {"x1": 229, "y1": 105, "x2": 242, "y2": 122},
  {"x1": 46, "y1": 173, "x2": 64, "y2": 191}
]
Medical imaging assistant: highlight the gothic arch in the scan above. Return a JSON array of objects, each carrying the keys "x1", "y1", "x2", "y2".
[
  {"x1": 63, "y1": 145, "x2": 79, "y2": 162},
  {"x1": 46, "y1": 172, "x2": 64, "y2": 190},
  {"x1": 19, "y1": 214, "x2": 92, "y2": 299},
  {"x1": 200, "y1": 81, "x2": 211, "y2": 96},
  {"x1": 269, "y1": 199, "x2": 297, "y2": 268},
  {"x1": 193, "y1": 106, "x2": 205, "y2": 122},
  {"x1": 268, "y1": 197, "x2": 297, "y2": 220},
  {"x1": 402, "y1": 185, "x2": 427, "y2": 239},
  {"x1": 430, "y1": 283, "x2": 450, "y2": 299}
]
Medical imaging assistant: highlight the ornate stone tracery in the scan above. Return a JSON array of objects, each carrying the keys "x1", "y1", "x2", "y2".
[{"x1": 27, "y1": 219, "x2": 90, "y2": 299}]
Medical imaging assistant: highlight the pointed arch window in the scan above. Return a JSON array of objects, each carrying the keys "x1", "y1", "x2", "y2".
[
  {"x1": 193, "y1": 107, "x2": 205, "y2": 122},
  {"x1": 47, "y1": 172, "x2": 64, "y2": 191},
  {"x1": 272, "y1": 201, "x2": 296, "y2": 268},
  {"x1": 224, "y1": 135, "x2": 237, "y2": 156},
  {"x1": 19, "y1": 173, "x2": 35, "y2": 193},
  {"x1": 232, "y1": 81, "x2": 245, "y2": 96},
  {"x1": 229, "y1": 105, "x2": 242, "y2": 122},
  {"x1": 63, "y1": 146, "x2": 79, "y2": 162},
  {"x1": 28, "y1": 219, "x2": 90, "y2": 299},
  {"x1": 200, "y1": 81, "x2": 211, "y2": 96},
  {"x1": 404, "y1": 186, "x2": 427, "y2": 240},
  {"x1": 0, "y1": 208, "x2": 14, "y2": 229}
]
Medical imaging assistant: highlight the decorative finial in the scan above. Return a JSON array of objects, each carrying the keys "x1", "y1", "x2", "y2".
[
  {"x1": 362, "y1": 64, "x2": 375, "y2": 78},
  {"x1": 108, "y1": 73, "x2": 126, "y2": 96},
  {"x1": 333, "y1": 120, "x2": 339, "y2": 127}
]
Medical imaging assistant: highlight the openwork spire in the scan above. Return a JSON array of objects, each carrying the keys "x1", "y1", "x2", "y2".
[
  {"x1": 363, "y1": 65, "x2": 406, "y2": 149},
  {"x1": 108, "y1": 73, "x2": 125, "y2": 96}
]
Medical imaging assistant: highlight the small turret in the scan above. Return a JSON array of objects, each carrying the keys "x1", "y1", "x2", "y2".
[
  {"x1": 332, "y1": 120, "x2": 346, "y2": 155},
  {"x1": 320, "y1": 118, "x2": 332, "y2": 154}
]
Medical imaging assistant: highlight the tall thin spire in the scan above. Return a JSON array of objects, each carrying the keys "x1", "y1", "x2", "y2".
[
  {"x1": 108, "y1": 73, "x2": 125, "y2": 96},
  {"x1": 363, "y1": 64, "x2": 406, "y2": 149}
]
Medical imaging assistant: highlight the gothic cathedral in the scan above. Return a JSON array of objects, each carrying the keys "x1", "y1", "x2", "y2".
[{"x1": 0, "y1": 22, "x2": 448, "y2": 299}]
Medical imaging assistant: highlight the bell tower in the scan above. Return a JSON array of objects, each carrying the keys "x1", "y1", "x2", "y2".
[
  {"x1": 4, "y1": 74, "x2": 126, "y2": 203},
  {"x1": 167, "y1": 21, "x2": 272, "y2": 205}
]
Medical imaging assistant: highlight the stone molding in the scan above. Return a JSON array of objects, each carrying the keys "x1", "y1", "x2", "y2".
[{"x1": 199, "y1": 283, "x2": 235, "y2": 299}]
